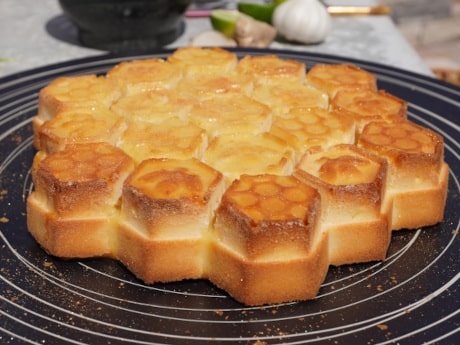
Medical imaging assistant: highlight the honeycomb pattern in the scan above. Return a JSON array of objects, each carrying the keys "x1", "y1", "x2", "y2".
[{"x1": 27, "y1": 47, "x2": 448, "y2": 306}]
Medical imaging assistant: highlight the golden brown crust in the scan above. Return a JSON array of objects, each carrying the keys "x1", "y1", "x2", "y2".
[
  {"x1": 175, "y1": 73, "x2": 254, "y2": 101},
  {"x1": 209, "y1": 174, "x2": 328, "y2": 305},
  {"x1": 121, "y1": 158, "x2": 224, "y2": 236},
  {"x1": 358, "y1": 120, "x2": 448, "y2": 229},
  {"x1": 26, "y1": 49, "x2": 449, "y2": 306},
  {"x1": 117, "y1": 223, "x2": 206, "y2": 283},
  {"x1": 295, "y1": 144, "x2": 391, "y2": 265},
  {"x1": 189, "y1": 94, "x2": 272, "y2": 138},
  {"x1": 107, "y1": 58, "x2": 183, "y2": 95},
  {"x1": 168, "y1": 46, "x2": 238, "y2": 76},
  {"x1": 306, "y1": 63, "x2": 377, "y2": 97},
  {"x1": 208, "y1": 231, "x2": 329, "y2": 306},
  {"x1": 237, "y1": 54, "x2": 306, "y2": 85},
  {"x1": 32, "y1": 143, "x2": 134, "y2": 217},
  {"x1": 331, "y1": 89, "x2": 407, "y2": 134},
  {"x1": 38, "y1": 75, "x2": 121, "y2": 121},
  {"x1": 203, "y1": 133, "x2": 295, "y2": 183},
  {"x1": 270, "y1": 107, "x2": 355, "y2": 158},
  {"x1": 27, "y1": 194, "x2": 117, "y2": 258},
  {"x1": 110, "y1": 89, "x2": 195, "y2": 123},
  {"x1": 119, "y1": 118, "x2": 207, "y2": 163},
  {"x1": 27, "y1": 143, "x2": 134, "y2": 258},
  {"x1": 37, "y1": 104, "x2": 127, "y2": 154},
  {"x1": 251, "y1": 83, "x2": 328, "y2": 115},
  {"x1": 214, "y1": 174, "x2": 321, "y2": 260},
  {"x1": 117, "y1": 158, "x2": 225, "y2": 283}
]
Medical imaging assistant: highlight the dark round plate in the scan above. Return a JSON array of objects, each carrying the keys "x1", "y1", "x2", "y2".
[{"x1": 1, "y1": 48, "x2": 459, "y2": 345}]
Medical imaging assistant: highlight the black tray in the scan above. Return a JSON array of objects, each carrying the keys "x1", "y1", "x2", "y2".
[{"x1": 1, "y1": 48, "x2": 459, "y2": 345}]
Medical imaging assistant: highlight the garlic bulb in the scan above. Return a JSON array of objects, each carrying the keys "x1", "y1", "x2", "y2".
[{"x1": 273, "y1": 0, "x2": 332, "y2": 44}]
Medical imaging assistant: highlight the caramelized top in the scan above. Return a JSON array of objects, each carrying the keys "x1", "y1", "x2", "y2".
[
  {"x1": 119, "y1": 118, "x2": 207, "y2": 163},
  {"x1": 110, "y1": 89, "x2": 195, "y2": 123},
  {"x1": 359, "y1": 120, "x2": 442, "y2": 155},
  {"x1": 125, "y1": 158, "x2": 222, "y2": 204},
  {"x1": 189, "y1": 94, "x2": 272, "y2": 137},
  {"x1": 204, "y1": 133, "x2": 295, "y2": 182},
  {"x1": 39, "y1": 75, "x2": 120, "y2": 108},
  {"x1": 39, "y1": 105, "x2": 126, "y2": 152},
  {"x1": 331, "y1": 89, "x2": 407, "y2": 123},
  {"x1": 224, "y1": 174, "x2": 318, "y2": 222},
  {"x1": 306, "y1": 64, "x2": 377, "y2": 97},
  {"x1": 237, "y1": 55, "x2": 305, "y2": 84},
  {"x1": 252, "y1": 83, "x2": 328, "y2": 114},
  {"x1": 297, "y1": 145, "x2": 382, "y2": 186},
  {"x1": 107, "y1": 58, "x2": 183, "y2": 95},
  {"x1": 168, "y1": 47, "x2": 237, "y2": 76},
  {"x1": 176, "y1": 73, "x2": 254, "y2": 100},
  {"x1": 270, "y1": 107, "x2": 355, "y2": 153},
  {"x1": 39, "y1": 143, "x2": 133, "y2": 184}
]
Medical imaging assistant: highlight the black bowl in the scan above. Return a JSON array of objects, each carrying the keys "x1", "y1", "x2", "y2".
[{"x1": 58, "y1": 0, "x2": 191, "y2": 53}]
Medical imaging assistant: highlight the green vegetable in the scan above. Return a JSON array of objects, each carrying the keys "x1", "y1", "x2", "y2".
[
  {"x1": 237, "y1": 1, "x2": 287, "y2": 24},
  {"x1": 210, "y1": 10, "x2": 240, "y2": 38}
]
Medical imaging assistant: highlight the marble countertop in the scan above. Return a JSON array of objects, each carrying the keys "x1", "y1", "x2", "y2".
[{"x1": 0, "y1": 0, "x2": 433, "y2": 79}]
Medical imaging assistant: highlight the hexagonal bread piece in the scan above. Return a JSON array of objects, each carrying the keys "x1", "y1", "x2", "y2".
[
  {"x1": 203, "y1": 133, "x2": 295, "y2": 183},
  {"x1": 270, "y1": 107, "x2": 355, "y2": 158},
  {"x1": 331, "y1": 89, "x2": 407, "y2": 134},
  {"x1": 208, "y1": 174, "x2": 328, "y2": 306},
  {"x1": 106, "y1": 58, "x2": 183, "y2": 95},
  {"x1": 251, "y1": 83, "x2": 328, "y2": 116},
  {"x1": 26, "y1": 143, "x2": 135, "y2": 258},
  {"x1": 175, "y1": 72, "x2": 254, "y2": 101},
  {"x1": 358, "y1": 120, "x2": 449, "y2": 230},
  {"x1": 118, "y1": 158, "x2": 225, "y2": 283},
  {"x1": 37, "y1": 104, "x2": 127, "y2": 153},
  {"x1": 306, "y1": 64, "x2": 377, "y2": 98},
  {"x1": 188, "y1": 94, "x2": 272, "y2": 138},
  {"x1": 295, "y1": 144, "x2": 390, "y2": 266},
  {"x1": 167, "y1": 47, "x2": 238, "y2": 77},
  {"x1": 110, "y1": 89, "x2": 195, "y2": 123},
  {"x1": 37, "y1": 74, "x2": 121, "y2": 123},
  {"x1": 119, "y1": 118, "x2": 207, "y2": 163},
  {"x1": 237, "y1": 54, "x2": 306, "y2": 85}
]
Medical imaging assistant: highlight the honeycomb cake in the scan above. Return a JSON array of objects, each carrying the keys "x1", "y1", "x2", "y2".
[
  {"x1": 203, "y1": 133, "x2": 295, "y2": 183},
  {"x1": 26, "y1": 47, "x2": 449, "y2": 306},
  {"x1": 110, "y1": 89, "x2": 195, "y2": 123},
  {"x1": 36, "y1": 104, "x2": 127, "y2": 153},
  {"x1": 167, "y1": 46, "x2": 238, "y2": 77},
  {"x1": 306, "y1": 63, "x2": 377, "y2": 97},
  {"x1": 208, "y1": 174, "x2": 328, "y2": 306},
  {"x1": 118, "y1": 158, "x2": 225, "y2": 283},
  {"x1": 33, "y1": 74, "x2": 121, "y2": 148},
  {"x1": 331, "y1": 89, "x2": 407, "y2": 134},
  {"x1": 269, "y1": 107, "x2": 355, "y2": 159},
  {"x1": 251, "y1": 82, "x2": 328, "y2": 115},
  {"x1": 358, "y1": 120, "x2": 449, "y2": 230},
  {"x1": 295, "y1": 144, "x2": 390, "y2": 265},
  {"x1": 119, "y1": 118, "x2": 207, "y2": 163},
  {"x1": 27, "y1": 143, "x2": 135, "y2": 258},
  {"x1": 106, "y1": 58, "x2": 183, "y2": 95},
  {"x1": 175, "y1": 72, "x2": 254, "y2": 101},
  {"x1": 188, "y1": 94, "x2": 272, "y2": 138},
  {"x1": 37, "y1": 74, "x2": 121, "y2": 122},
  {"x1": 236, "y1": 54, "x2": 306, "y2": 85}
]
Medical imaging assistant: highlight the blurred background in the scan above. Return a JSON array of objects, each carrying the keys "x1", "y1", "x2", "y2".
[{"x1": 385, "y1": 0, "x2": 460, "y2": 85}]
